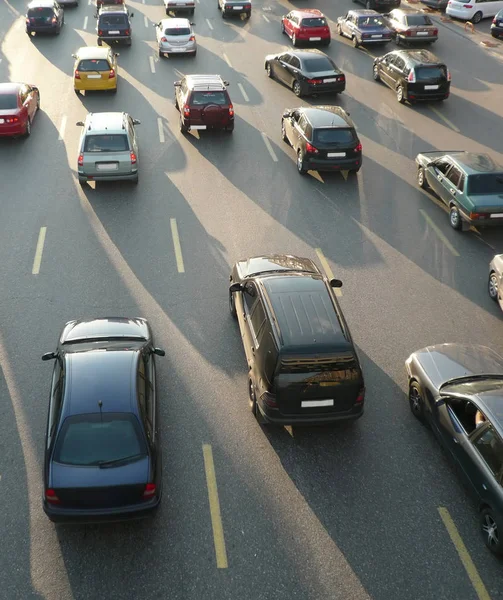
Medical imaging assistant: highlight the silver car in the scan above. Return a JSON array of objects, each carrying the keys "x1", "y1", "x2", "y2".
[
  {"x1": 163, "y1": 0, "x2": 194, "y2": 15},
  {"x1": 155, "y1": 18, "x2": 196, "y2": 57},
  {"x1": 405, "y1": 343, "x2": 503, "y2": 556},
  {"x1": 76, "y1": 112, "x2": 140, "y2": 185},
  {"x1": 489, "y1": 254, "x2": 503, "y2": 312}
]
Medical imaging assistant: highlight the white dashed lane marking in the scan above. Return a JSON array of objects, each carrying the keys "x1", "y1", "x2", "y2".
[
  {"x1": 238, "y1": 83, "x2": 249, "y2": 102},
  {"x1": 206, "y1": 18, "x2": 214, "y2": 30},
  {"x1": 158, "y1": 118, "x2": 165, "y2": 143},
  {"x1": 149, "y1": 56, "x2": 156, "y2": 74},
  {"x1": 58, "y1": 115, "x2": 66, "y2": 141},
  {"x1": 261, "y1": 133, "x2": 278, "y2": 162},
  {"x1": 83, "y1": 15, "x2": 88, "y2": 30}
]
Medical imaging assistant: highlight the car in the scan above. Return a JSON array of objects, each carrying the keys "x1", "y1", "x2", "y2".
[
  {"x1": 415, "y1": 151, "x2": 503, "y2": 230},
  {"x1": 229, "y1": 255, "x2": 365, "y2": 426},
  {"x1": 353, "y1": 0, "x2": 401, "y2": 11},
  {"x1": 26, "y1": 0, "x2": 64, "y2": 36},
  {"x1": 96, "y1": 0, "x2": 124, "y2": 6},
  {"x1": 154, "y1": 18, "x2": 196, "y2": 57},
  {"x1": 96, "y1": 4, "x2": 134, "y2": 46},
  {"x1": 41, "y1": 317, "x2": 165, "y2": 523},
  {"x1": 265, "y1": 49, "x2": 346, "y2": 98},
  {"x1": 373, "y1": 49, "x2": 450, "y2": 103},
  {"x1": 491, "y1": 8, "x2": 503, "y2": 37},
  {"x1": 336, "y1": 9, "x2": 393, "y2": 47},
  {"x1": 72, "y1": 46, "x2": 119, "y2": 95},
  {"x1": 489, "y1": 255, "x2": 503, "y2": 310},
  {"x1": 0, "y1": 82, "x2": 40, "y2": 138},
  {"x1": 58, "y1": 0, "x2": 78, "y2": 5},
  {"x1": 405, "y1": 343, "x2": 503, "y2": 556},
  {"x1": 174, "y1": 74, "x2": 234, "y2": 133},
  {"x1": 281, "y1": 9, "x2": 331, "y2": 47},
  {"x1": 218, "y1": 0, "x2": 251, "y2": 19},
  {"x1": 164, "y1": 0, "x2": 195, "y2": 15},
  {"x1": 420, "y1": 0, "x2": 449, "y2": 9},
  {"x1": 383, "y1": 8, "x2": 439, "y2": 44},
  {"x1": 281, "y1": 106, "x2": 362, "y2": 175},
  {"x1": 447, "y1": 0, "x2": 503, "y2": 24},
  {"x1": 76, "y1": 112, "x2": 141, "y2": 184}
]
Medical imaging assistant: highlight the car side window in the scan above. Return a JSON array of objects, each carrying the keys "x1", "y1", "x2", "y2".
[
  {"x1": 138, "y1": 357, "x2": 147, "y2": 418},
  {"x1": 48, "y1": 360, "x2": 64, "y2": 442},
  {"x1": 446, "y1": 166, "x2": 463, "y2": 188},
  {"x1": 457, "y1": 174, "x2": 465, "y2": 192},
  {"x1": 262, "y1": 331, "x2": 278, "y2": 384},
  {"x1": 279, "y1": 54, "x2": 291, "y2": 64},
  {"x1": 243, "y1": 281, "x2": 257, "y2": 315},
  {"x1": 250, "y1": 299, "x2": 267, "y2": 342},
  {"x1": 290, "y1": 56, "x2": 301, "y2": 69},
  {"x1": 297, "y1": 114, "x2": 308, "y2": 133},
  {"x1": 19, "y1": 87, "x2": 28, "y2": 104},
  {"x1": 181, "y1": 79, "x2": 188, "y2": 95},
  {"x1": 394, "y1": 57, "x2": 405, "y2": 72},
  {"x1": 472, "y1": 425, "x2": 503, "y2": 479},
  {"x1": 385, "y1": 55, "x2": 396, "y2": 66},
  {"x1": 144, "y1": 353, "x2": 154, "y2": 428},
  {"x1": 434, "y1": 160, "x2": 451, "y2": 175}
]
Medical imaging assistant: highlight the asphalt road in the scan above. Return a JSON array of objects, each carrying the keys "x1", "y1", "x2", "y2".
[{"x1": 1, "y1": 0, "x2": 503, "y2": 598}]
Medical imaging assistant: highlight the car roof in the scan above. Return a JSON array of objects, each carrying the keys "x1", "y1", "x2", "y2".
[
  {"x1": 301, "y1": 106, "x2": 353, "y2": 128},
  {"x1": 185, "y1": 74, "x2": 227, "y2": 90},
  {"x1": 161, "y1": 17, "x2": 191, "y2": 26},
  {"x1": 75, "y1": 46, "x2": 111, "y2": 60},
  {"x1": 475, "y1": 390, "x2": 503, "y2": 433},
  {"x1": 393, "y1": 49, "x2": 443, "y2": 66},
  {"x1": 289, "y1": 49, "x2": 327, "y2": 60},
  {"x1": 83, "y1": 112, "x2": 128, "y2": 132},
  {"x1": 291, "y1": 9, "x2": 324, "y2": 17},
  {"x1": 0, "y1": 83, "x2": 22, "y2": 94},
  {"x1": 261, "y1": 275, "x2": 350, "y2": 353},
  {"x1": 62, "y1": 350, "x2": 138, "y2": 417},
  {"x1": 61, "y1": 317, "x2": 149, "y2": 344},
  {"x1": 447, "y1": 152, "x2": 502, "y2": 175},
  {"x1": 99, "y1": 4, "x2": 128, "y2": 12},
  {"x1": 349, "y1": 9, "x2": 381, "y2": 16},
  {"x1": 27, "y1": 0, "x2": 55, "y2": 7},
  {"x1": 389, "y1": 7, "x2": 424, "y2": 14}
]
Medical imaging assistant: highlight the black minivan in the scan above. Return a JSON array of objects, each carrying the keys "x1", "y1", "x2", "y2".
[
  {"x1": 96, "y1": 4, "x2": 134, "y2": 46},
  {"x1": 26, "y1": 0, "x2": 64, "y2": 36},
  {"x1": 229, "y1": 255, "x2": 365, "y2": 425}
]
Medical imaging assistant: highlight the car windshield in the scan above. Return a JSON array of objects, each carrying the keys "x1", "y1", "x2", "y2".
[
  {"x1": 415, "y1": 66, "x2": 446, "y2": 81},
  {"x1": 165, "y1": 27, "x2": 191, "y2": 35},
  {"x1": 301, "y1": 18, "x2": 327, "y2": 27},
  {"x1": 314, "y1": 128, "x2": 356, "y2": 145},
  {"x1": 53, "y1": 413, "x2": 147, "y2": 466},
  {"x1": 78, "y1": 59, "x2": 111, "y2": 72},
  {"x1": 191, "y1": 91, "x2": 228, "y2": 105},
  {"x1": 405, "y1": 14, "x2": 433, "y2": 25},
  {"x1": 0, "y1": 94, "x2": 18, "y2": 109},
  {"x1": 302, "y1": 57, "x2": 334, "y2": 72},
  {"x1": 100, "y1": 15, "x2": 127, "y2": 25},
  {"x1": 28, "y1": 7, "x2": 54, "y2": 17},
  {"x1": 467, "y1": 174, "x2": 503, "y2": 195},
  {"x1": 358, "y1": 16, "x2": 384, "y2": 27},
  {"x1": 84, "y1": 134, "x2": 129, "y2": 152}
]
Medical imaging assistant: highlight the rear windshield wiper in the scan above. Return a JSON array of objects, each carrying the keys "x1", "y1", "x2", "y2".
[{"x1": 97, "y1": 453, "x2": 145, "y2": 469}]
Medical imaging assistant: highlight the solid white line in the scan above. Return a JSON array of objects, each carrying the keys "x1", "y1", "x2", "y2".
[
  {"x1": 206, "y1": 18, "x2": 214, "y2": 30},
  {"x1": 261, "y1": 132, "x2": 278, "y2": 162},
  {"x1": 158, "y1": 118, "x2": 165, "y2": 143},
  {"x1": 58, "y1": 115, "x2": 67, "y2": 141},
  {"x1": 262, "y1": 14, "x2": 270, "y2": 23},
  {"x1": 83, "y1": 15, "x2": 88, "y2": 30},
  {"x1": 170, "y1": 218, "x2": 185, "y2": 273},
  {"x1": 144, "y1": 15, "x2": 148, "y2": 27},
  {"x1": 223, "y1": 53, "x2": 232, "y2": 68},
  {"x1": 238, "y1": 83, "x2": 249, "y2": 102},
  {"x1": 419, "y1": 209, "x2": 460, "y2": 256},
  {"x1": 32, "y1": 227, "x2": 47, "y2": 275},
  {"x1": 149, "y1": 56, "x2": 156, "y2": 74}
]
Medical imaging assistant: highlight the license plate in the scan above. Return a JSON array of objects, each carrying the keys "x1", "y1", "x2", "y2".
[
  {"x1": 191, "y1": 125, "x2": 207, "y2": 130},
  {"x1": 109, "y1": 30, "x2": 120, "y2": 34},
  {"x1": 371, "y1": 34, "x2": 382, "y2": 38},
  {"x1": 233, "y1": 5, "x2": 243, "y2": 8},
  {"x1": 171, "y1": 47, "x2": 186, "y2": 51},
  {"x1": 97, "y1": 163, "x2": 118, "y2": 171},
  {"x1": 416, "y1": 31, "x2": 429, "y2": 35},
  {"x1": 490, "y1": 213, "x2": 503, "y2": 218},
  {"x1": 0, "y1": 119, "x2": 4, "y2": 124},
  {"x1": 301, "y1": 399, "x2": 334, "y2": 408},
  {"x1": 424, "y1": 85, "x2": 439, "y2": 90},
  {"x1": 309, "y1": 37, "x2": 321, "y2": 41},
  {"x1": 328, "y1": 152, "x2": 346, "y2": 157},
  {"x1": 176, "y1": 2, "x2": 186, "y2": 4},
  {"x1": 87, "y1": 74, "x2": 102, "y2": 79},
  {"x1": 324, "y1": 78, "x2": 336, "y2": 83}
]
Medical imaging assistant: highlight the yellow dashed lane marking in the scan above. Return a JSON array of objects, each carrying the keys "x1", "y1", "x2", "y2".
[
  {"x1": 32, "y1": 227, "x2": 47, "y2": 275},
  {"x1": 203, "y1": 444, "x2": 228, "y2": 569},
  {"x1": 170, "y1": 218, "x2": 185, "y2": 273},
  {"x1": 315, "y1": 248, "x2": 342, "y2": 296}
]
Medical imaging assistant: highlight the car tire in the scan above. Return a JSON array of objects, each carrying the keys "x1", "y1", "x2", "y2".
[
  {"x1": 337, "y1": 24, "x2": 343, "y2": 36},
  {"x1": 74, "y1": 88, "x2": 80, "y2": 95},
  {"x1": 472, "y1": 11, "x2": 483, "y2": 24},
  {"x1": 281, "y1": 119, "x2": 288, "y2": 143},
  {"x1": 37, "y1": 95, "x2": 40, "y2": 111},
  {"x1": 24, "y1": 118, "x2": 31, "y2": 137},
  {"x1": 373, "y1": 64, "x2": 380, "y2": 81},
  {"x1": 111, "y1": 85, "x2": 117, "y2": 94},
  {"x1": 159, "y1": 49, "x2": 164, "y2": 58},
  {"x1": 281, "y1": 21, "x2": 286, "y2": 34},
  {"x1": 78, "y1": 178, "x2": 86, "y2": 186},
  {"x1": 126, "y1": 39, "x2": 132, "y2": 46},
  {"x1": 97, "y1": 38, "x2": 102, "y2": 46},
  {"x1": 190, "y1": 8, "x2": 195, "y2": 14},
  {"x1": 191, "y1": 50, "x2": 197, "y2": 56},
  {"x1": 266, "y1": 62, "x2": 272, "y2": 78},
  {"x1": 229, "y1": 290, "x2": 237, "y2": 318},
  {"x1": 449, "y1": 206, "x2": 462, "y2": 230},
  {"x1": 323, "y1": 38, "x2": 331, "y2": 46},
  {"x1": 292, "y1": 33, "x2": 297, "y2": 46},
  {"x1": 409, "y1": 381, "x2": 426, "y2": 423},
  {"x1": 132, "y1": 174, "x2": 139, "y2": 184},
  {"x1": 292, "y1": 80, "x2": 302, "y2": 97},
  {"x1": 480, "y1": 508, "x2": 503, "y2": 556},
  {"x1": 352, "y1": 36, "x2": 359, "y2": 48},
  {"x1": 395, "y1": 34, "x2": 401, "y2": 46},
  {"x1": 396, "y1": 85, "x2": 405, "y2": 103},
  {"x1": 489, "y1": 272, "x2": 499, "y2": 301},
  {"x1": 417, "y1": 167, "x2": 427, "y2": 189},
  {"x1": 179, "y1": 116, "x2": 188, "y2": 134},
  {"x1": 297, "y1": 150, "x2": 307, "y2": 174}
]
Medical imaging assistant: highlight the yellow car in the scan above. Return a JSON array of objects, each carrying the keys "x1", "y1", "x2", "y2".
[{"x1": 72, "y1": 46, "x2": 119, "y2": 94}]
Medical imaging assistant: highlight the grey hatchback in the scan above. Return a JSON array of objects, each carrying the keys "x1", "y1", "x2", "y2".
[{"x1": 76, "y1": 112, "x2": 140, "y2": 184}]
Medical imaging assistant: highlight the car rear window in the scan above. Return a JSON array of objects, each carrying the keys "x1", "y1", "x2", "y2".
[
  {"x1": 358, "y1": 16, "x2": 384, "y2": 27},
  {"x1": 301, "y1": 17, "x2": 327, "y2": 27},
  {"x1": 405, "y1": 15, "x2": 433, "y2": 25},
  {"x1": 303, "y1": 57, "x2": 334, "y2": 72},
  {"x1": 84, "y1": 134, "x2": 129, "y2": 152},
  {"x1": 53, "y1": 413, "x2": 147, "y2": 466},
  {"x1": 279, "y1": 355, "x2": 360, "y2": 375},
  {"x1": 100, "y1": 15, "x2": 127, "y2": 25},
  {"x1": 415, "y1": 66, "x2": 447, "y2": 81},
  {"x1": 314, "y1": 128, "x2": 356, "y2": 145},
  {"x1": 28, "y1": 7, "x2": 54, "y2": 17},
  {"x1": 467, "y1": 174, "x2": 503, "y2": 195},
  {"x1": 191, "y1": 91, "x2": 228, "y2": 105},
  {"x1": 0, "y1": 94, "x2": 18, "y2": 109},
  {"x1": 165, "y1": 27, "x2": 191, "y2": 35},
  {"x1": 78, "y1": 59, "x2": 110, "y2": 71}
]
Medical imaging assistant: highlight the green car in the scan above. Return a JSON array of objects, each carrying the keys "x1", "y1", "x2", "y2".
[{"x1": 415, "y1": 151, "x2": 503, "y2": 230}]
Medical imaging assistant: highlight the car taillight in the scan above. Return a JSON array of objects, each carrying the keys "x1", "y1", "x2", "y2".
[
  {"x1": 355, "y1": 142, "x2": 362, "y2": 152},
  {"x1": 307, "y1": 78, "x2": 323, "y2": 84},
  {"x1": 161, "y1": 36, "x2": 167, "y2": 42},
  {"x1": 261, "y1": 392, "x2": 277, "y2": 408},
  {"x1": 493, "y1": 17, "x2": 497, "y2": 23},
  {"x1": 432, "y1": 28, "x2": 438, "y2": 35},
  {"x1": 405, "y1": 30, "x2": 412, "y2": 36},
  {"x1": 244, "y1": 3, "x2": 251, "y2": 8},
  {"x1": 98, "y1": 29, "x2": 103, "y2": 36},
  {"x1": 228, "y1": 104, "x2": 234, "y2": 117},
  {"x1": 109, "y1": 68, "x2": 116, "y2": 79},
  {"x1": 305, "y1": 142, "x2": 319, "y2": 154},
  {"x1": 26, "y1": 17, "x2": 30, "y2": 23},
  {"x1": 3, "y1": 116, "x2": 19, "y2": 124},
  {"x1": 130, "y1": 151, "x2": 137, "y2": 165},
  {"x1": 143, "y1": 483, "x2": 156, "y2": 498},
  {"x1": 74, "y1": 70, "x2": 81, "y2": 79},
  {"x1": 188, "y1": 35, "x2": 195, "y2": 41},
  {"x1": 338, "y1": 75, "x2": 345, "y2": 82},
  {"x1": 45, "y1": 489, "x2": 60, "y2": 504},
  {"x1": 124, "y1": 29, "x2": 130, "y2": 35},
  {"x1": 356, "y1": 387, "x2": 365, "y2": 404},
  {"x1": 51, "y1": 17, "x2": 57, "y2": 23},
  {"x1": 408, "y1": 70, "x2": 416, "y2": 83},
  {"x1": 447, "y1": 69, "x2": 451, "y2": 82},
  {"x1": 183, "y1": 104, "x2": 190, "y2": 117},
  {"x1": 78, "y1": 154, "x2": 84, "y2": 166},
  {"x1": 469, "y1": 212, "x2": 489, "y2": 220}
]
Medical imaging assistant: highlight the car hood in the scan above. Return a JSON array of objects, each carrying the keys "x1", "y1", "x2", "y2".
[
  {"x1": 237, "y1": 255, "x2": 318, "y2": 279},
  {"x1": 411, "y1": 343, "x2": 503, "y2": 389},
  {"x1": 49, "y1": 456, "x2": 149, "y2": 489}
]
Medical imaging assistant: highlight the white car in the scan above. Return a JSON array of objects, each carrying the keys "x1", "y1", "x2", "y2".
[
  {"x1": 163, "y1": 0, "x2": 195, "y2": 15},
  {"x1": 446, "y1": 0, "x2": 503, "y2": 23},
  {"x1": 155, "y1": 18, "x2": 196, "y2": 57},
  {"x1": 489, "y1": 254, "x2": 503, "y2": 311}
]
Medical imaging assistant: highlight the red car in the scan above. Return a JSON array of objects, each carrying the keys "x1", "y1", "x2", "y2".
[
  {"x1": 0, "y1": 82, "x2": 40, "y2": 138},
  {"x1": 281, "y1": 9, "x2": 331, "y2": 46}
]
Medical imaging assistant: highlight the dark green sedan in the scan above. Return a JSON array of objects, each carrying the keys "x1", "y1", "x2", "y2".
[{"x1": 415, "y1": 151, "x2": 503, "y2": 230}]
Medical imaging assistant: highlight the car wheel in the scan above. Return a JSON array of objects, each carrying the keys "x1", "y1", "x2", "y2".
[
  {"x1": 396, "y1": 85, "x2": 405, "y2": 103},
  {"x1": 352, "y1": 36, "x2": 359, "y2": 48},
  {"x1": 489, "y1": 272, "x2": 499, "y2": 301},
  {"x1": 395, "y1": 34, "x2": 401, "y2": 46},
  {"x1": 417, "y1": 167, "x2": 427, "y2": 189},
  {"x1": 229, "y1": 290, "x2": 237, "y2": 318},
  {"x1": 159, "y1": 49, "x2": 164, "y2": 58},
  {"x1": 472, "y1": 10, "x2": 483, "y2": 24},
  {"x1": 132, "y1": 174, "x2": 139, "y2": 184},
  {"x1": 126, "y1": 39, "x2": 132, "y2": 46},
  {"x1": 409, "y1": 382, "x2": 426, "y2": 423},
  {"x1": 36, "y1": 95, "x2": 40, "y2": 111},
  {"x1": 266, "y1": 62, "x2": 272, "y2": 78},
  {"x1": 373, "y1": 64, "x2": 380, "y2": 81},
  {"x1": 190, "y1": 8, "x2": 194, "y2": 14},
  {"x1": 180, "y1": 118, "x2": 188, "y2": 133},
  {"x1": 480, "y1": 508, "x2": 503, "y2": 556},
  {"x1": 225, "y1": 123, "x2": 234, "y2": 132},
  {"x1": 449, "y1": 206, "x2": 462, "y2": 230},
  {"x1": 281, "y1": 21, "x2": 286, "y2": 34},
  {"x1": 292, "y1": 80, "x2": 302, "y2": 97},
  {"x1": 281, "y1": 119, "x2": 288, "y2": 143},
  {"x1": 248, "y1": 377, "x2": 257, "y2": 415},
  {"x1": 97, "y1": 38, "x2": 102, "y2": 46},
  {"x1": 297, "y1": 150, "x2": 307, "y2": 174},
  {"x1": 24, "y1": 118, "x2": 31, "y2": 137},
  {"x1": 337, "y1": 24, "x2": 343, "y2": 36},
  {"x1": 292, "y1": 33, "x2": 297, "y2": 46},
  {"x1": 74, "y1": 88, "x2": 80, "y2": 95},
  {"x1": 78, "y1": 178, "x2": 86, "y2": 186}
]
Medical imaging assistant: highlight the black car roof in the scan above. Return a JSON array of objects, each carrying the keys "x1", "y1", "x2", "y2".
[
  {"x1": 62, "y1": 350, "x2": 138, "y2": 417},
  {"x1": 261, "y1": 275, "x2": 350, "y2": 354},
  {"x1": 393, "y1": 49, "x2": 444, "y2": 66},
  {"x1": 301, "y1": 106, "x2": 353, "y2": 129},
  {"x1": 288, "y1": 49, "x2": 329, "y2": 60}
]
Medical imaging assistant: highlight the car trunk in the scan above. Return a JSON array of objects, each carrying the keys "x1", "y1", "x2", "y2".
[
  {"x1": 77, "y1": 59, "x2": 112, "y2": 87},
  {"x1": 82, "y1": 133, "x2": 132, "y2": 176},
  {"x1": 189, "y1": 91, "x2": 230, "y2": 127},
  {"x1": 406, "y1": 25, "x2": 436, "y2": 38},
  {"x1": 470, "y1": 194, "x2": 503, "y2": 214},
  {"x1": 410, "y1": 65, "x2": 449, "y2": 94},
  {"x1": 99, "y1": 16, "x2": 128, "y2": 37},
  {"x1": 27, "y1": 9, "x2": 55, "y2": 26},
  {"x1": 311, "y1": 128, "x2": 359, "y2": 160},
  {"x1": 299, "y1": 18, "x2": 330, "y2": 40}
]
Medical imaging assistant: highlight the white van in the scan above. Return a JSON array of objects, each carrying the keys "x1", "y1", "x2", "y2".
[{"x1": 446, "y1": 0, "x2": 503, "y2": 23}]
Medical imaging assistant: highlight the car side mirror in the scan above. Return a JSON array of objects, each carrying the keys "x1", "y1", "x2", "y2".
[
  {"x1": 42, "y1": 352, "x2": 57, "y2": 361},
  {"x1": 224, "y1": 80, "x2": 230, "y2": 86},
  {"x1": 94, "y1": 13, "x2": 98, "y2": 18},
  {"x1": 153, "y1": 347, "x2": 165, "y2": 357},
  {"x1": 330, "y1": 278, "x2": 343, "y2": 289},
  {"x1": 71, "y1": 53, "x2": 77, "y2": 58},
  {"x1": 190, "y1": 21, "x2": 195, "y2": 25},
  {"x1": 283, "y1": 110, "x2": 292, "y2": 118},
  {"x1": 130, "y1": 11, "x2": 134, "y2": 16},
  {"x1": 174, "y1": 81, "x2": 181, "y2": 86},
  {"x1": 132, "y1": 118, "x2": 141, "y2": 125},
  {"x1": 229, "y1": 282, "x2": 242, "y2": 293},
  {"x1": 76, "y1": 121, "x2": 84, "y2": 126}
]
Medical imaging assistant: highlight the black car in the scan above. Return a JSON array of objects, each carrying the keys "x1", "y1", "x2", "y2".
[
  {"x1": 281, "y1": 106, "x2": 362, "y2": 175},
  {"x1": 26, "y1": 0, "x2": 64, "y2": 36},
  {"x1": 265, "y1": 50, "x2": 345, "y2": 98},
  {"x1": 353, "y1": 0, "x2": 401, "y2": 11},
  {"x1": 96, "y1": 4, "x2": 134, "y2": 46},
  {"x1": 373, "y1": 49, "x2": 450, "y2": 103},
  {"x1": 406, "y1": 344, "x2": 503, "y2": 556},
  {"x1": 491, "y1": 8, "x2": 503, "y2": 38},
  {"x1": 42, "y1": 317, "x2": 165, "y2": 523},
  {"x1": 229, "y1": 255, "x2": 365, "y2": 426},
  {"x1": 218, "y1": 0, "x2": 251, "y2": 19}
]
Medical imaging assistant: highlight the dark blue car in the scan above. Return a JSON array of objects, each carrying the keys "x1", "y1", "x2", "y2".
[
  {"x1": 492, "y1": 8, "x2": 503, "y2": 38},
  {"x1": 336, "y1": 9, "x2": 392, "y2": 47}
]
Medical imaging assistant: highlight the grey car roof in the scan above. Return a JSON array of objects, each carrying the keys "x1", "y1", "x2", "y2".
[
  {"x1": 84, "y1": 112, "x2": 128, "y2": 133},
  {"x1": 161, "y1": 17, "x2": 192, "y2": 27},
  {"x1": 301, "y1": 106, "x2": 354, "y2": 129}
]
